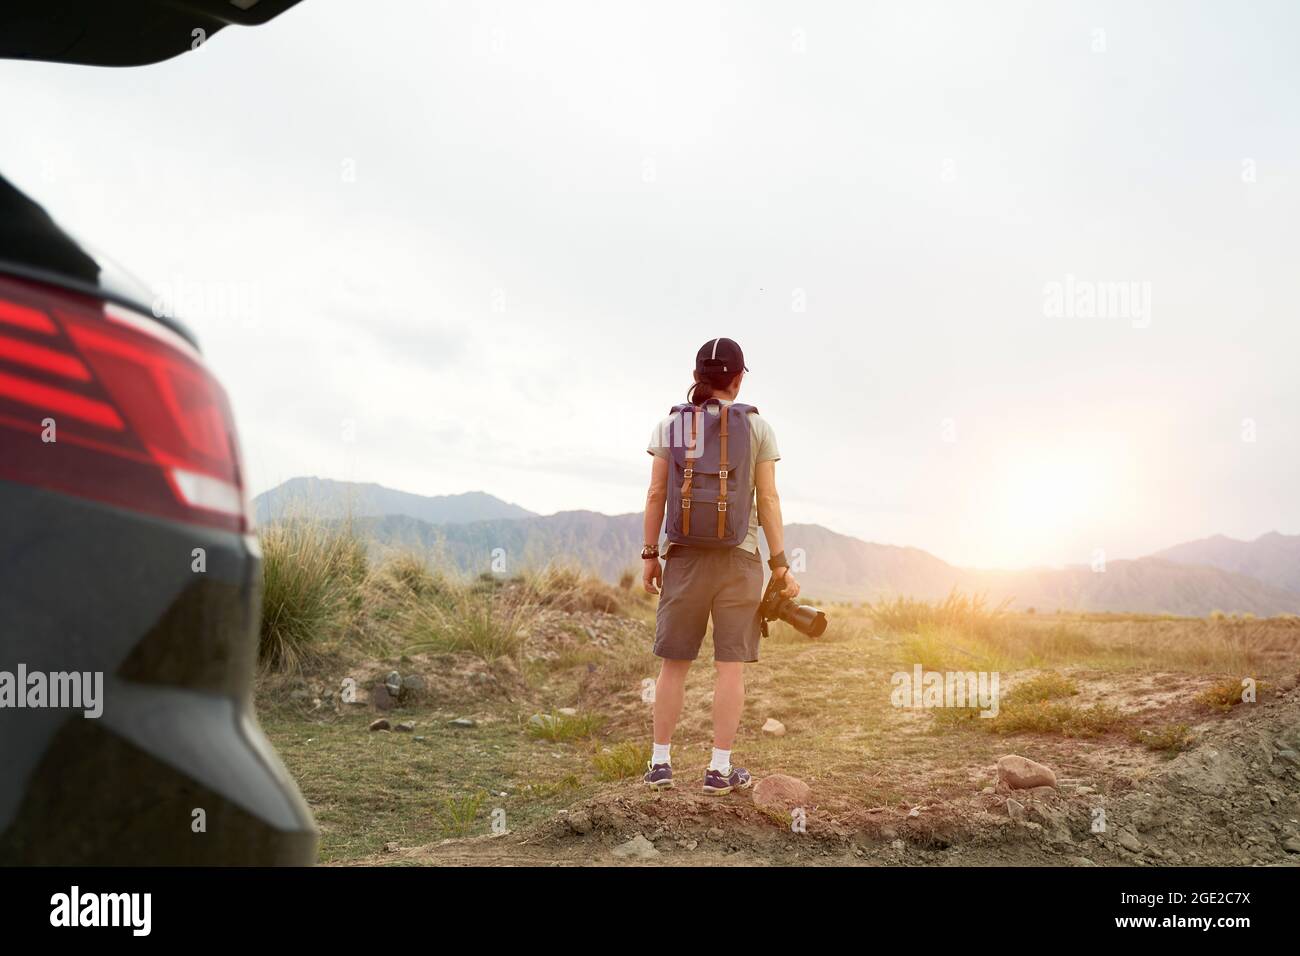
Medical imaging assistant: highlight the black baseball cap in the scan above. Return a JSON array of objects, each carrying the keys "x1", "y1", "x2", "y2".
[{"x1": 695, "y1": 337, "x2": 749, "y2": 377}]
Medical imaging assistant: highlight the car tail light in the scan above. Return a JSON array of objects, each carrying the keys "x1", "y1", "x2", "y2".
[{"x1": 0, "y1": 274, "x2": 250, "y2": 532}]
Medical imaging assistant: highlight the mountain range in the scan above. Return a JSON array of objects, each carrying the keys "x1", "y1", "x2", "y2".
[{"x1": 254, "y1": 478, "x2": 1300, "y2": 616}]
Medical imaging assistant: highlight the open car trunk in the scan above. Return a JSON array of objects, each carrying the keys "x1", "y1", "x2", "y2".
[{"x1": 0, "y1": 0, "x2": 303, "y2": 66}]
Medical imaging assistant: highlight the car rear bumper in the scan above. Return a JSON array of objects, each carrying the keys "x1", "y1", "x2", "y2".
[{"x1": 0, "y1": 481, "x2": 316, "y2": 864}]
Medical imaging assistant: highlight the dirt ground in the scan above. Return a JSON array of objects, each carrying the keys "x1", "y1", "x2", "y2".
[{"x1": 259, "y1": 601, "x2": 1300, "y2": 867}]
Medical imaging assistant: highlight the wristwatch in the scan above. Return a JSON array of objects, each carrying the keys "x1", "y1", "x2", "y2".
[
  {"x1": 767, "y1": 551, "x2": 789, "y2": 571},
  {"x1": 641, "y1": 545, "x2": 660, "y2": 560}
]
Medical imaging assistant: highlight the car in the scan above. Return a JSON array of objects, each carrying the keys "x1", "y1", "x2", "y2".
[{"x1": 0, "y1": 0, "x2": 315, "y2": 864}]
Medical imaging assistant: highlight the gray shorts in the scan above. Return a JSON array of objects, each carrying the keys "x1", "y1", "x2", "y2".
[{"x1": 653, "y1": 545, "x2": 764, "y2": 663}]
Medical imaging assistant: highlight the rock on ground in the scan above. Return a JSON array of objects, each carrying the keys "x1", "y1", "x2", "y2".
[
  {"x1": 368, "y1": 718, "x2": 390, "y2": 732},
  {"x1": 762, "y1": 718, "x2": 786, "y2": 736},
  {"x1": 997, "y1": 754, "x2": 1057, "y2": 790},
  {"x1": 611, "y1": 834, "x2": 659, "y2": 860},
  {"x1": 752, "y1": 774, "x2": 812, "y2": 813}
]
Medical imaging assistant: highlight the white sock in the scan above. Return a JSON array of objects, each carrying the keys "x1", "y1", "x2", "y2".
[
  {"x1": 651, "y1": 742, "x2": 671, "y2": 766},
  {"x1": 709, "y1": 748, "x2": 731, "y2": 772}
]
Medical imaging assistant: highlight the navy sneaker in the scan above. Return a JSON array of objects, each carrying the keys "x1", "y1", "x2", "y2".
[
  {"x1": 643, "y1": 762, "x2": 673, "y2": 790},
  {"x1": 703, "y1": 766, "x2": 753, "y2": 795}
]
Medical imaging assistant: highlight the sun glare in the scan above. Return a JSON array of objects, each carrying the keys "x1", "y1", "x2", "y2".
[{"x1": 973, "y1": 444, "x2": 1127, "y2": 569}]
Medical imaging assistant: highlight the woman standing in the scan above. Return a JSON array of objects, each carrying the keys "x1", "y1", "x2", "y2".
[{"x1": 640, "y1": 337, "x2": 800, "y2": 793}]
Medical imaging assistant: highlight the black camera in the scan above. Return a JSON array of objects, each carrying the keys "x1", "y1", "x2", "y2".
[{"x1": 759, "y1": 575, "x2": 828, "y2": 638}]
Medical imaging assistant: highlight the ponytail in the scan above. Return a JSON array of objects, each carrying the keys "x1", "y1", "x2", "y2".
[
  {"x1": 687, "y1": 368, "x2": 738, "y2": 405},
  {"x1": 687, "y1": 377, "x2": 715, "y2": 405}
]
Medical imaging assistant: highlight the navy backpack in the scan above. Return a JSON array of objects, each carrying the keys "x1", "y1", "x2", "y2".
[{"x1": 664, "y1": 399, "x2": 758, "y2": 549}]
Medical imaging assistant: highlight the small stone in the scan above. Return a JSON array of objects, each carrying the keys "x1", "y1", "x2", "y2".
[
  {"x1": 402, "y1": 674, "x2": 426, "y2": 692},
  {"x1": 707, "y1": 827, "x2": 725, "y2": 840},
  {"x1": 383, "y1": 841, "x2": 399, "y2": 853},
  {"x1": 1283, "y1": 835, "x2": 1300, "y2": 854},
  {"x1": 677, "y1": 839, "x2": 698, "y2": 850},
  {"x1": 611, "y1": 834, "x2": 660, "y2": 860},
  {"x1": 997, "y1": 754, "x2": 1057, "y2": 790},
  {"x1": 1117, "y1": 830, "x2": 1142, "y2": 853},
  {"x1": 1006, "y1": 798, "x2": 1026, "y2": 822},
  {"x1": 371, "y1": 684, "x2": 395, "y2": 711},
  {"x1": 907, "y1": 806, "x2": 922, "y2": 819},
  {"x1": 558, "y1": 707, "x2": 578, "y2": 716},
  {"x1": 449, "y1": 717, "x2": 477, "y2": 728},
  {"x1": 567, "y1": 810, "x2": 593, "y2": 834},
  {"x1": 762, "y1": 718, "x2": 786, "y2": 736},
  {"x1": 385, "y1": 670, "x2": 402, "y2": 695},
  {"x1": 395, "y1": 721, "x2": 416, "y2": 732},
  {"x1": 368, "y1": 718, "x2": 391, "y2": 732},
  {"x1": 529, "y1": 713, "x2": 559, "y2": 730}
]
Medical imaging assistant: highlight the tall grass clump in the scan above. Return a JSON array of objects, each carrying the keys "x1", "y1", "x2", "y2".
[
  {"x1": 523, "y1": 562, "x2": 627, "y2": 614},
  {"x1": 399, "y1": 585, "x2": 534, "y2": 662},
  {"x1": 259, "y1": 519, "x2": 368, "y2": 669}
]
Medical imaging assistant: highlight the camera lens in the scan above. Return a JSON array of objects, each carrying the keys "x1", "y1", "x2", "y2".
[{"x1": 782, "y1": 602, "x2": 828, "y2": 638}]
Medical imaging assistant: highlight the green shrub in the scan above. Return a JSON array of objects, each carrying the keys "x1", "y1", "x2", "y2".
[
  {"x1": 525, "y1": 710, "x2": 604, "y2": 742},
  {"x1": 259, "y1": 520, "x2": 364, "y2": 669},
  {"x1": 592, "y1": 741, "x2": 650, "y2": 780}
]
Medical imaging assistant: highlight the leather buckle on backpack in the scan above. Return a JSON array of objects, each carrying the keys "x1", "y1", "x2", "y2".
[
  {"x1": 681, "y1": 499, "x2": 691, "y2": 509},
  {"x1": 717, "y1": 501, "x2": 727, "y2": 512},
  {"x1": 718, "y1": 469, "x2": 728, "y2": 481},
  {"x1": 683, "y1": 467, "x2": 693, "y2": 479}
]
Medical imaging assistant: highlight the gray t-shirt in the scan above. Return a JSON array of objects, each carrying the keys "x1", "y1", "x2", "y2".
[{"x1": 647, "y1": 400, "x2": 780, "y2": 553}]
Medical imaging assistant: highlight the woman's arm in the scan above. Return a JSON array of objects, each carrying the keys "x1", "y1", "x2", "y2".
[
  {"x1": 642, "y1": 455, "x2": 669, "y2": 593},
  {"x1": 755, "y1": 459, "x2": 800, "y2": 597}
]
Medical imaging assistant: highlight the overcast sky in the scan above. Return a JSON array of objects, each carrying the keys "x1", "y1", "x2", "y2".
[{"x1": 1, "y1": 0, "x2": 1296, "y2": 568}]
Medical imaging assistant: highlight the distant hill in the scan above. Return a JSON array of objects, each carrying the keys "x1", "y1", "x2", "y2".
[
  {"x1": 958, "y1": 559, "x2": 1300, "y2": 617},
  {"x1": 254, "y1": 477, "x2": 536, "y2": 526},
  {"x1": 349, "y1": 511, "x2": 646, "y2": 582},
  {"x1": 257, "y1": 478, "x2": 1300, "y2": 616},
  {"x1": 1148, "y1": 532, "x2": 1300, "y2": 596}
]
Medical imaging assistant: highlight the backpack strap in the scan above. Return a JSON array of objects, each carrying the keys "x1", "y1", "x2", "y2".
[
  {"x1": 681, "y1": 406, "x2": 698, "y2": 536},
  {"x1": 716, "y1": 404, "x2": 729, "y2": 538}
]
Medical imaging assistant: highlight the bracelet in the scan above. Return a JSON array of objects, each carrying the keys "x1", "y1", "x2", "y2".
[
  {"x1": 768, "y1": 551, "x2": 789, "y2": 570},
  {"x1": 641, "y1": 545, "x2": 660, "y2": 560}
]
